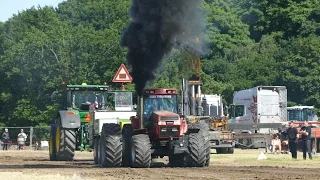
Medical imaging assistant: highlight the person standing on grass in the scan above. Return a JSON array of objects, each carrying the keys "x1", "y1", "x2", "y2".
[
  {"x1": 2, "y1": 128, "x2": 10, "y2": 151},
  {"x1": 17, "y1": 129, "x2": 27, "y2": 150},
  {"x1": 299, "y1": 121, "x2": 312, "y2": 160},
  {"x1": 286, "y1": 121, "x2": 299, "y2": 159}
]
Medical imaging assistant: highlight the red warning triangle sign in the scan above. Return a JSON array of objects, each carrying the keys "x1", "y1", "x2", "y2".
[{"x1": 112, "y1": 64, "x2": 133, "y2": 83}]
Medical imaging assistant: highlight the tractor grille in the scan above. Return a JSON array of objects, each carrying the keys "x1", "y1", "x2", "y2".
[
  {"x1": 160, "y1": 126, "x2": 179, "y2": 137},
  {"x1": 160, "y1": 116, "x2": 179, "y2": 120}
]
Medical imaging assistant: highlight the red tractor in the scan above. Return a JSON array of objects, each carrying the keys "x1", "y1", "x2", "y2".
[{"x1": 117, "y1": 88, "x2": 210, "y2": 168}]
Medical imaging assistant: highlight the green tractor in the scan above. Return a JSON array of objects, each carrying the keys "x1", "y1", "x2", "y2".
[{"x1": 49, "y1": 82, "x2": 135, "y2": 161}]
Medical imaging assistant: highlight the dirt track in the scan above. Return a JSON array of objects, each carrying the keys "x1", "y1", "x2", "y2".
[{"x1": 0, "y1": 150, "x2": 319, "y2": 180}]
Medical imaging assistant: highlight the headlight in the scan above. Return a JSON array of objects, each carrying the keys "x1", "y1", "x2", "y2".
[{"x1": 172, "y1": 127, "x2": 178, "y2": 132}]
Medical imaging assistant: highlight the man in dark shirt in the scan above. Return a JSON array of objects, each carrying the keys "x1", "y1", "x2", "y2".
[
  {"x1": 2, "y1": 128, "x2": 10, "y2": 151},
  {"x1": 299, "y1": 121, "x2": 312, "y2": 160},
  {"x1": 286, "y1": 121, "x2": 299, "y2": 159}
]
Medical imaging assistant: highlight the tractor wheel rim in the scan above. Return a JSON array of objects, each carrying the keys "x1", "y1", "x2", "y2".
[
  {"x1": 55, "y1": 127, "x2": 60, "y2": 152},
  {"x1": 49, "y1": 136, "x2": 53, "y2": 154}
]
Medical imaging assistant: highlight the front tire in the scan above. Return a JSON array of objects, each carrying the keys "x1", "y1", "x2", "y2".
[
  {"x1": 49, "y1": 124, "x2": 57, "y2": 161},
  {"x1": 93, "y1": 137, "x2": 99, "y2": 164},
  {"x1": 199, "y1": 121, "x2": 211, "y2": 166},
  {"x1": 228, "y1": 147, "x2": 234, "y2": 154},
  {"x1": 131, "y1": 134, "x2": 151, "y2": 168},
  {"x1": 99, "y1": 123, "x2": 123, "y2": 167},
  {"x1": 122, "y1": 124, "x2": 133, "y2": 167},
  {"x1": 56, "y1": 118, "x2": 76, "y2": 161},
  {"x1": 187, "y1": 132, "x2": 206, "y2": 167}
]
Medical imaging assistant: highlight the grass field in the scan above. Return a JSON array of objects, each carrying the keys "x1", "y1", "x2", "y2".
[{"x1": 210, "y1": 149, "x2": 320, "y2": 168}]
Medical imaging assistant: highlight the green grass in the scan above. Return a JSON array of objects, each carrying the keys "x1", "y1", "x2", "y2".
[{"x1": 210, "y1": 149, "x2": 320, "y2": 168}]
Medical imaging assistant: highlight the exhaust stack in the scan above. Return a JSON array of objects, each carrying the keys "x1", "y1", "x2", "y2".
[{"x1": 138, "y1": 96, "x2": 144, "y2": 129}]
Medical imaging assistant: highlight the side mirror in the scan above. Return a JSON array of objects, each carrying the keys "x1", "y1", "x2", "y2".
[{"x1": 51, "y1": 91, "x2": 58, "y2": 101}]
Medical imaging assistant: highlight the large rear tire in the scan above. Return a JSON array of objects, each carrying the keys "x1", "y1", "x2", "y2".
[
  {"x1": 131, "y1": 134, "x2": 151, "y2": 168},
  {"x1": 100, "y1": 123, "x2": 123, "y2": 167},
  {"x1": 238, "y1": 138, "x2": 252, "y2": 149},
  {"x1": 122, "y1": 124, "x2": 133, "y2": 167},
  {"x1": 49, "y1": 124, "x2": 57, "y2": 161},
  {"x1": 187, "y1": 132, "x2": 206, "y2": 167},
  {"x1": 56, "y1": 118, "x2": 76, "y2": 161},
  {"x1": 228, "y1": 147, "x2": 234, "y2": 154},
  {"x1": 199, "y1": 121, "x2": 211, "y2": 166},
  {"x1": 217, "y1": 148, "x2": 229, "y2": 154}
]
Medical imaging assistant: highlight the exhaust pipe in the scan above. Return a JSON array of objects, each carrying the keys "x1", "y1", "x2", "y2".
[{"x1": 138, "y1": 96, "x2": 144, "y2": 129}]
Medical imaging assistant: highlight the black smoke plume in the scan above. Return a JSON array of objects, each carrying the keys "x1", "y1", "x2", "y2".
[{"x1": 120, "y1": 0, "x2": 206, "y2": 96}]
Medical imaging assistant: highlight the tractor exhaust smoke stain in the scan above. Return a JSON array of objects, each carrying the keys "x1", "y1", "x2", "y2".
[{"x1": 120, "y1": 0, "x2": 206, "y2": 96}]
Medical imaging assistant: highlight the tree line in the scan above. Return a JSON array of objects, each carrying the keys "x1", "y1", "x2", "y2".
[{"x1": 0, "y1": 0, "x2": 319, "y2": 126}]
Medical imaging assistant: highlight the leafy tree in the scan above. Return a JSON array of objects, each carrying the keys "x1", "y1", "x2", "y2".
[{"x1": 276, "y1": 34, "x2": 320, "y2": 112}]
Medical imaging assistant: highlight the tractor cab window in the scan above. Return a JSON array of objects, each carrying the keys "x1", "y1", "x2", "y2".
[
  {"x1": 71, "y1": 90, "x2": 107, "y2": 110},
  {"x1": 143, "y1": 95, "x2": 178, "y2": 121},
  {"x1": 229, "y1": 104, "x2": 245, "y2": 118}
]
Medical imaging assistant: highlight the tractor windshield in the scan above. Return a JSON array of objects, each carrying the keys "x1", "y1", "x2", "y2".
[
  {"x1": 114, "y1": 91, "x2": 133, "y2": 107},
  {"x1": 143, "y1": 94, "x2": 178, "y2": 120},
  {"x1": 71, "y1": 90, "x2": 107, "y2": 110}
]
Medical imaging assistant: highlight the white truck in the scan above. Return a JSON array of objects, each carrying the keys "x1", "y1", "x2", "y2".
[{"x1": 228, "y1": 86, "x2": 288, "y2": 149}]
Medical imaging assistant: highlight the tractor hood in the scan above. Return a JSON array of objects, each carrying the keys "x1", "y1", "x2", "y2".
[{"x1": 152, "y1": 111, "x2": 180, "y2": 121}]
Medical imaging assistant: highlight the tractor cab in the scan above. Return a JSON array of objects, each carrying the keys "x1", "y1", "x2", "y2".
[
  {"x1": 287, "y1": 106, "x2": 318, "y2": 122},
  {"x1": 142, "y1": 89, "x2": 179, "y2": 122},
  {"x1": 131, "y1": 88, "x2": 185, "y2": 139},
  {"x1": 51, "y1": 83, "x2": 110, "y2": 111},
  {"x1": 70, "y1": 88, "x2": 109, "y2": 111}
]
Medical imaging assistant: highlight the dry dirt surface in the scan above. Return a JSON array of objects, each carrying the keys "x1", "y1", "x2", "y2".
[{"x1": 0, "y1": 149, "x2": 319, "y2": 180}]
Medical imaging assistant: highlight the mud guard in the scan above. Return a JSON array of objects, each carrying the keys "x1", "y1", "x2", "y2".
[
  {"x1": 186, "y1": 123, "x2": 201, "y2": 134},
  {"x1": 58, "y1": 110, "x2": 81, "y2": 129},
  {"x1": 119, "y1": 121, "x2": 132, "y2": 131}
]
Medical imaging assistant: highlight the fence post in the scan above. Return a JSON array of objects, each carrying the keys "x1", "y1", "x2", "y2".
[{"x1": 30, "y1": 126, "x2": 33, "y2": 149}]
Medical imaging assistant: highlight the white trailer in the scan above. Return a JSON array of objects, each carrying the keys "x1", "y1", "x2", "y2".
[{"x1": 228, "y1": 86, "x2": 288, "y2": 149}]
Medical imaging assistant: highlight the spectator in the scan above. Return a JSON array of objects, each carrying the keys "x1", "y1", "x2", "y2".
[
  {"x1": 2, "y1": 128, "x2": 10, "y2": 151},
  {"x1": 17, "y1": 129, "x2": 27, "y2": 150},
  {"x1": 286, "y1": 121, "x2": 299, "y2": 159},
  {"x1": 271, "y1": 134, "x2": 282, "y2": 153},
  {"x1": 299, "y1": 121, "x2": 312, "y2": 160}
]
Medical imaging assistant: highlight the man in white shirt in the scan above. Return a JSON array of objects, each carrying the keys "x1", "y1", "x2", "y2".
[{"x1": 17, "y1": 129, "x2": 27, "y2": 150}]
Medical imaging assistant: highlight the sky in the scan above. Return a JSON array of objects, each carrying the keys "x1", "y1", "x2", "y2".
[{"x1": 0, "y1": 0, "x2": 66, "y2": 22}]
